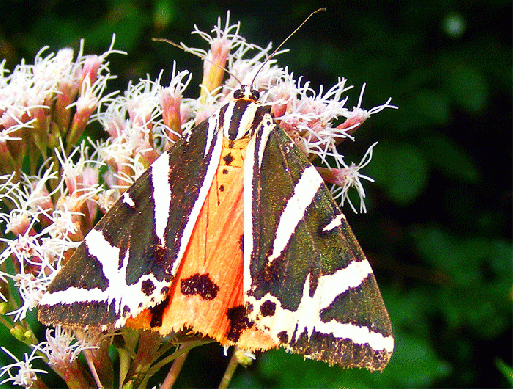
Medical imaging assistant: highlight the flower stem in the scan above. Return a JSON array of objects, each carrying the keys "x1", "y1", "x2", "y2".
[
  {"x1": 161, "y1": 347, "x2": 189, "y2": 389},
  {"x1": 218, "y1": 351, "x2": 239, "y2": 389}
]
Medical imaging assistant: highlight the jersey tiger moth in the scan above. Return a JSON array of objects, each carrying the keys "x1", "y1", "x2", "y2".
[{"x1": 38, "y1": 24, "x2": 394, "y2": 374}]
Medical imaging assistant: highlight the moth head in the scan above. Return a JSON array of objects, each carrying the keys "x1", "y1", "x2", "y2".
[{"x1": 233, "y1": 86, "x2": 260, "y2": 102}]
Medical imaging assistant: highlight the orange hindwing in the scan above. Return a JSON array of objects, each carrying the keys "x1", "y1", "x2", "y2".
[{"x1": 126, "y1": 137, "x2": 277, "y2": 350}]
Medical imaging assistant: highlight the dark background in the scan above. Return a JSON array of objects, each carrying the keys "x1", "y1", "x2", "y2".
[{"x1": 0, "y1": 0, "x2": 511, "y2": 387}]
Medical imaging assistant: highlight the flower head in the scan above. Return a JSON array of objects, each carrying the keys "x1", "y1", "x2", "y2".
[
  {"x1": 189, "y1": 11, "x2": 245, "y2": 94},
  {"x1": 319, "y1": 142, "x2": 378, "y2": 213},
  {"x1": 37, "y1": 326, "x2": 96, "y2": 367},
  {"x1": 0, "y1": 347, "x2": 46, "y2": 387},
  {"x1": 35, "y1": 326, "x2": 99, "y2": 387},
  {"x1": 0, "y1": 35, "x2": 124, "y2": 176}
]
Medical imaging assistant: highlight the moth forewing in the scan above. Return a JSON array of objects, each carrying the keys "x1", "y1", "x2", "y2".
[{"x1": 242, "y1": 117, "x2": 393, "y2": 371}]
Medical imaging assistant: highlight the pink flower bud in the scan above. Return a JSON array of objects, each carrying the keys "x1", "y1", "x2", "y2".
[
  {"x1": 202, "y1": 39, "x2": 231, "y2": 93},
  {"x1": 28, "y1": 180, "x2": 54, "y2": 215},
  {"x1": 160, "y1": 88, "x2": 182, "y2": 141},
  {"x1": 337, "y1": 108, "x2": 369, "y2": 136},
  {"x1": 317, "y1": 167, "x2": 351, "y2": 187},
  {"x1": 80, "y1": 55, "x2": 102, "y2": 89},
  {"x1": 5, "y1": 212, "x2": 31, "y2": 236},
  {"x1": 103, "y1": 118, "x2": 124, "y2": 139}
]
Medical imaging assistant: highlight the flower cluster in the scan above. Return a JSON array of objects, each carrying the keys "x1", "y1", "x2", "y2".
[{"x1": 0, "y1": 12, "x2": 394, "y2": 389}]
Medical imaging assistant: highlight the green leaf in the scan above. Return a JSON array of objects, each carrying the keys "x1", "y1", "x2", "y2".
[
  {"x1": 384, "y1": 332, "x2": 451, "y2": 387},
  {"x1": 420, "y1": 135, "x2": 479, "y2": 182},
  {"x1": 85, "y1": 4, "x2": 151, "y2": 51},
  {"x1": 495, "y1": 359, "x2": 513, "y2": 385},
  {"x1": 412, "y1": 227, "x2": 512, "y2": 337},
  {"x1": 368, "y1": 143, "x2": 429, "y2": 204},
  {"x1": 445, "y1": 64, "x2": 488, "y2": 113},
  {"x1": 384, "y1": 288, "x2": 433, "y2": 336},
  {"x1": 413, "y1": 90, "x2": 451, "y2": 126},
  {"x1": 153, "y1": 0, "x2": 177, "y2": 29}
]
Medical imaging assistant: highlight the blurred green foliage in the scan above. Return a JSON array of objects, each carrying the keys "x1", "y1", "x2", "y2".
[{"x1": 0, "y1": 0, "x2": 511, "y2": 388}]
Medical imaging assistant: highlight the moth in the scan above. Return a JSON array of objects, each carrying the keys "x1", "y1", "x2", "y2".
[
  {"x1": 38, "y1": 11, "x2": 393, "y2": 370},
  {"x1": 38, "y1": 83, "x2": 393, "y2": 371}
]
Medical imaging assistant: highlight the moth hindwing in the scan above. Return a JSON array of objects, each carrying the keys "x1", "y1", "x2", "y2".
[{"x1": 38, "y1": 85, "x2": 393, "y2": 371}]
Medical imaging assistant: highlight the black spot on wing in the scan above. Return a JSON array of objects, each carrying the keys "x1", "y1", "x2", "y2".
[
  {"x1": 181, "y1": 273, "x2": 219, "y2": 300},
  {"x1": 141, "y1": 279, "x2": 156, "y2": 296},
  {"x1": 277, "y1": 331, "x2": 289, "y2": 344},
  {"x1": 223, "y1": 153, "x2": 234, "y2": 165},
  {"x1": 122, "y1": 305, "x2": 131, "y2": 316},
  {"x1": 219, "y1": 184, "x2": 225, "y2": 192},
  {"x1": 226, "y1": 305, "x2": 253, "y2": 342},
  {"x1": 149, "y1": 294, "x2": 171, "y2": 328},
  {"x1": 260, "y1": 300, "x2": 276, "y2": 317}
]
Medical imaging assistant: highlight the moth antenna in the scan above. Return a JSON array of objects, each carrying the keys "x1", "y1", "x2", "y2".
[
  {"x1": 152, "y1": 38, "x2": 242, "y2": 85},
  {"x1": 251, "y1": 8, "x2": 326, "y2": 87}
]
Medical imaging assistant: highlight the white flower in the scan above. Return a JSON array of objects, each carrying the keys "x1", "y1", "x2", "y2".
[
  {"x1": 328, "y1": 142, "x2": 378, "y2": 213},
  {"x1": 54, "y1": 141, "x2": 102, "y2": 198},
  {"x1": 36, "y1": 326, "x2": 97, "y2": 367},
  {"x1": 0, "y1": 347, "x2": 46, "y2": 387},
  {"x1": 8, "y1": 272, "x2": 52, "y2": 322},
  {"x1": 0, "y1": 170, "x2": 56, "y2": 233},
  {"x1": 341, "y1": 83, "x2": 397, "y2": 126},
  {"x1": 185, "y1": 11, "x2": 246, "y2": 63}
]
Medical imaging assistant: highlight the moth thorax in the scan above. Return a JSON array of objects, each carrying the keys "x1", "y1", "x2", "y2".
[{"x1": 221, "y1": 99, "x2": 262, "y2": 141}]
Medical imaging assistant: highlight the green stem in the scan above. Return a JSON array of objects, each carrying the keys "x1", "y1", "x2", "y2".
[
  {"x1": 218, "y1": 351, "x2": 239, "y2": 389},
  {"x1": 138, "y1": 341, "x2": 206, "y2": 389},
  {"x1": 161, "y1": 347, "x2": 189, "y2": 389}
]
